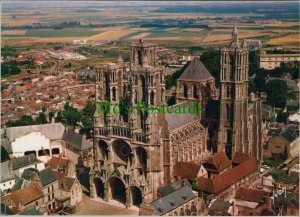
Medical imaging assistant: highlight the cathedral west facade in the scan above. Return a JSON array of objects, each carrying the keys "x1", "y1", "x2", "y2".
[
  {"x1": 90, "y1": 24, "x2": 263, "y2": 208},
  {"x1": 90, "y1": 38, "x2": 211, "y2": 207}
]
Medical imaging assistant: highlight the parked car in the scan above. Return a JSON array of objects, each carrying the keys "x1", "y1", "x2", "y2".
[{"x1": 63, "y1": 205, "x2": 75, "y2": 214}]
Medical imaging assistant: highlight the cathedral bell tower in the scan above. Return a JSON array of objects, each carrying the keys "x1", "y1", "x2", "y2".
[{"x1": 217, "y1": 24, "x2": 250, "y2": 159}]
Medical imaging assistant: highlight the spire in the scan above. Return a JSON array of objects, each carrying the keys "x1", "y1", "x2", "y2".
[
  {"x1": 242, "y1": 38, "x2": 247, "y2": 48},
  {"x1": 232, "y1": 22, "x2": 238, "y2": 43},
  {"x1": 230, "y1": 22, "x2": 240, "y2": 48},
  {"x1": 117, "y1": 55, "x2": 123, "y2": 64}
]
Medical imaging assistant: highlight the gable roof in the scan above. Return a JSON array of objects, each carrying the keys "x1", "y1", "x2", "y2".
[
  {"x1": 62, "y1": 129, "x2": 92, "y2": 151},
  {"x1": 1, "y1": 203, "x2": 14, "y2": 215},
  {"x1": 178, "y1": 57, "x2": 213, "y2": 82},
  {"x1": 208, "y1": 199, "x2": 231, "y2": 213},
  {"x1": 232, "y1": 152, "x2": 250, "y2": 165},
  {"x1": 59, "y1": 176, "x2": 76, "y2": 191},
  {"x1": 0, "y1": 162, "x2": 14, "y2": 183},
  {"x1": 151, "y1": 185, "x2": 197, "y2": 215},
  {"x1": 173, "y1": 161, "x2": 202, "y2": 180},
  {"x1": 158, "y1": 179, "x2": 191, "y2": 197},
  {"x1": 18, "y1": 208, "x2": 42, "y2": 215},
  {"x1": 199, "y1": 157, "x2": 257, "y2": 194},
  {"x1": 45, "y1": 156, "x2": 70, "y2": 171},
  {"x1": 3, "y1": 183, "x2": 44, "y2": 206},
  {"x1": 39, "y1": 167, "x2": 57, "y2": 187},
  {"x1": 203, "y1": 151, "x2": 231, "y2": 173},
  {"x1": 235, "y1": 187, "x2": 269, "y2": 203},
  {"x1": 5, "y1": 123, "x2": 65, "y2": 142},
  {"x1": 11, "y1": 154, "x2": 39, "y2": 170},
  {"x1": 11, "y1": 178, "x2": 30, "y2": 192}
]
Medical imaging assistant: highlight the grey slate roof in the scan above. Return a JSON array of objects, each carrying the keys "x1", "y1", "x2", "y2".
[
  {"x1": 62, "y1": 129, "x2": 92, "y2": 151},
  {"x1": 165, "y1": 112, "x2": 200, "y2": 132},
  {"x1": 39, "y1": 167, "x2": 57, "y2": 187},
  {"x1": 178, "y1": 57, "x2": 213, "y2": 81},
  {"x1": 5, "y1": 123, "x2": 65, "y2": 142},
  {"x1": 158, "y1": 179, "x2": 191, "y2": 197},
  {"x1": 21, "y1": 168, "x2": 39, "y2": 181},
  {"x1": 0, "y1": 162, "x2": 14, "y2": 183},
  {"x1": 18, "y1": 208, "x2": 42, "y2": 215},
  {"x1": 11, "y1": 178, "x2": 30, "y2": 192},
  {"x1": 59, "y1": 176, "x2": 76, "y2": 191},
  {"x1": 1, "y1": 203, "x2": 14, "y2": 215},
  {"x1": 1, "y1": 138, "x2": 12, "y2": 154},
  {"x1": 151, "y1": 185, "x2": 197, "y2": 215},
  {"x1": 11, "y1": 154, "x2": 39, "y2": 170},
  {"x1": 208, "y1": 199, "x2": 231, "y2": 213}
]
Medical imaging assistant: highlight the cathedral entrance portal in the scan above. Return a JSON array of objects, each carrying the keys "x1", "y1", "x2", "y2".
[
  {"x1": 108, "y1": 177, "x2": 126, "y2": 204},
  {"x1": 131, "y1": 186, "x2": 143, "y2": 206},
  {"x1": 94, "y1": 177, "x2": 105, "y2": 199}
]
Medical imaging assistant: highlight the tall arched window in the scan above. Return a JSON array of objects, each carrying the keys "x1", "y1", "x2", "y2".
[
  {"x1": 183, "y1": 84, "x2": 188, "y2": 98},
  {"x1": 193, "y1": 85, "x2": 198, "y2": 99},
  {"x1": 150, "y1": 91, "x2": 155, "y2": 105},
  {"x1": 112, "y1": 87, "x2": 116, "y2": 101}
]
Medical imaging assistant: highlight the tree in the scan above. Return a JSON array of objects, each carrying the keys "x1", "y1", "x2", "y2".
[
  {"x1": 200, "y1": 49, "x2": 221, "y2": 87},
  {"x1": 36, "y1": 112, "x2": 47, "y2": 124},
  {"x1": 49, "y1": 111, "x2": 55, "y2": 122},
  {"x1": 62, "y1": 104, "x2": 81, "y2": 128},
  {"x1": 1, "y1": 146, "x2": 9, "y2": 162},
  {"x1": 277, "y1": 112, "x2": 289, "y2": 124},
  {"x1": 266, "y1": 79, "x2": 288, "y2": 108},
  {"x1": 282, "y1": 145, "x2": 288, "y2": 160}
]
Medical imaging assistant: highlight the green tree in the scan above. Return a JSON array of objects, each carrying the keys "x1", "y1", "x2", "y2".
[
  {"x1": 277, "y1": 112, "x2": 289, "y2": 124},
  {"x1": 49, "y1": 111, "x2": 55, "y2": 122},
  {"x1": 1, "y1": 146, "x2": 9, "y2": 162},
  {"x1": 282, "y1": 145, "x2": 288, "y2": 160},
  {"x1": 1, "y1": 61, "x2": 21, "y2": 77},
  {"x1": 266, "y1": 79, "x2": 288, "y2": 108},
  {"x1": 200, "y1": 49, "x2": 221, "y2": 87},
  {"x1": 36, "y1": 112, "x2": 47, "y2": 124},
  {"x1": 62, "y1": 104, "x2": 81, "y2": 128}
]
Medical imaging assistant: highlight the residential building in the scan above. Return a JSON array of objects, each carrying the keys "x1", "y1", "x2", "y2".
[
  {"x1": 234, "y1": 187, "x2": 272, "y2": 216},
  {"x1": 207, "y1": 199, "x2": 237, "y2": 216},
  {"x1": 37, "y1": 167, "x2": 59, "y2": 213},
  {"x1": 139, "y1": 179, "x2": 203, "y2": 216},
  {"x1": 11, "y1": 154, "x2": 44, "y2": 176},
  {"x1": 260, "y1": 53, "x2": 300, "y2": 70},
  {"x1": 0, "y1": 162, "x2": 15, "y2": 195},
  {"x1": 4, "y1": 123, "x2": 66, "y2": 163},
  {"x1": 56, "y1": 176, "x2": 83, "y2": 208},
  {"x1": 62, "y1": 129, "x2": 93, "y2": 167},
  {"x1": 1, "y1": 182, "x2": 44, "y2": 214}
]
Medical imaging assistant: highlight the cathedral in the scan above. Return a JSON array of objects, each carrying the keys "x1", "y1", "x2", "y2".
[{"x1": 90, "y1": 24, "x2": 263, "y2": 207}]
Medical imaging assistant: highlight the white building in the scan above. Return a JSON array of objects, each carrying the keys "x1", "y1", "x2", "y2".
[
  {"x1": 0, "y1": 162, "x2": 15, "y2": 194},
  {"x1": 260, "y1": 53, "x2": 300, "y2": 70},
  {"x1": 5, "y1": 123, "x2": 66, "y2": 163}
]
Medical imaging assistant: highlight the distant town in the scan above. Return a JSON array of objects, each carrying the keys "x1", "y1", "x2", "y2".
[{"x1": 1, "y1": 1, "x2": 299, "y2": 216}]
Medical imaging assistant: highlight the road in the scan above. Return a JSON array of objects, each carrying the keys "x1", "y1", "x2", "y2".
[{"x1": 72, "y1": 194, "x2": 138, "y2": 215}]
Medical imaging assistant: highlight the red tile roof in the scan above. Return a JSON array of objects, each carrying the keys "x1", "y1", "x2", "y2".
[
  {"x1": 3, "y1": 182, "x2": 44, "y2": 206},
  {"x1": 235, "y1": 187, "x2": 269, "y2": 203},
  {"x1": 199, "y1": 156, "x2": 257, "y2": 194},
  {"x1": 45, "y1": 156, "x2": 70, "y2": 170},
  {"x1": 203, "y1": 151, "x2": 231, "y2": 173},
  {"x1": 173, "y1": 161, "x2": 201, "y2": 180},
  {"x1": 232, "y1": 152, "x2": 250, "y2": 165}
]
